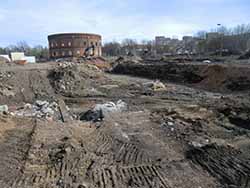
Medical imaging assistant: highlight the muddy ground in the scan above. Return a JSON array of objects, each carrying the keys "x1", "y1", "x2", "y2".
[{"x1": 0, "y1": 61, "x2": 250, "y2": 188}]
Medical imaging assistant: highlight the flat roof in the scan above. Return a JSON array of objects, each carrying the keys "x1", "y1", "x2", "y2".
[{"x1": 48, "y1": 33, "x2": 102, "y2": 39}]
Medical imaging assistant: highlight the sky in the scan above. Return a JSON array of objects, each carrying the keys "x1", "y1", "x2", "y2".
[{"x1": 0, "y1": 0, "x2": 249, "y2": 46}]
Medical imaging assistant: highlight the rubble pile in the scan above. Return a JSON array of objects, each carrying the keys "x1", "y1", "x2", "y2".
[
  {"x1": 49, "y1": 62, "x2": 107, "y2": 97},
  {"x1": 111, "y1": 56, "x2": 143, "y2": 68},
  {"x1": 0, "y1": 72, "x2": 16, "y2": 97},
  {"x1": 11, "y1": 100, "x2": 60, "y2": 120},
  {"x1": 49, "y1": 63, "x2": 87, "y2": 97}
]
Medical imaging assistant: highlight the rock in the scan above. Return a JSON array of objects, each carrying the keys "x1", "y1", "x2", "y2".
[
  {"x1": 153, "y1": 81, "x2": 166, "y2": 91},
  {"x1": 11, "y1": 100, "x2": 60, "y2": 120},
  {"x1": 143, "y1": 80, "x2": 166, "y2": 92},
  {"x1": 203, "y1": 60, "x2": 212, "y2": 63},
  {"x1": 94, "y1": 100, "x2": 128, "y2": 115},
  {"x1": 167, "y1": 122, "x2": 174, "y2": 126},
  {"x1": 80, "y1": 100, "x2": 128, "y2": 122},
  {"x1": 36, "y1": 100, "x2": 49, "y2": 107},
  {"x1": 0, "y1": 88, "x2": 15, "y2": 97},
  {"x1": 79, "y1": 110, "x2": 104, "y2": 122}
]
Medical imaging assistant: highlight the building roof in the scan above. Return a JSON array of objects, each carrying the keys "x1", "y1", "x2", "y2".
[{"x1": 48, "y1": 33, "x2": 102, "y2": 40}]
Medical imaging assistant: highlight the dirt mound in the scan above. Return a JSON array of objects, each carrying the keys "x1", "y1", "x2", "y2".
[
  {"x1": 112, "y1": 62, "x2": 250, "y2": 93},
  {"x1": 198, "y1": 65, "x2": 250, "y2": 92},
  {"x1": 48, "y1": 63, "x2": 107, "y2": 97}
]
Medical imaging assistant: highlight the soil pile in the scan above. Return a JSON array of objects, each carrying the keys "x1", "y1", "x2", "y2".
[
  {"x1": 48, "y1": 63, "x2": 108, "y2": 97},
  {"x1": 112, "y1": 62, "x2": 250, "y2": 93},
  {"x1": 199, "y1": 64, "x2": 250, "y2": 92}
]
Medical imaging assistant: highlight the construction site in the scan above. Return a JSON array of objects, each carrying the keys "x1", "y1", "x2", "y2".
[{"x1": 0, "y1": 27, "x2": 250, "y2": 187}]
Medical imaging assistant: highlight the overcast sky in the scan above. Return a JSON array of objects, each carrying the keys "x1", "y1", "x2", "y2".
[{"x1": 0, "y1": 0, "x2": 249, "y2": 46}]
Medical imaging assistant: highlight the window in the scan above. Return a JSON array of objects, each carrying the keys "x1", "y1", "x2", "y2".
[
  {"x1": 55, "y1": 43, "x2": 58, "y2": 47},
  {"x1": 77, "y1": 50, "x2": 80, "y2": 55},
  {"x1": 51, "y1": 43, "x2": 54, "y2": 47},
  {"x1": 53, "y1": 52, "x2": 56, "y2": 57},
  {"x1": 69, "y1": 51, "x2": 72, "y2": 56},
  {"x1": 91, "y1": 41, "x2": 93, "y2": 45},
  {"x1": 62, "y1": 51, "x2": 65, "y2": 56},
  {"x1": 62, "y1": 43, "x2": 65, "y2": 47},
  {"x1": 96, "y1": 42, "x2": 98, "y2": 46},
  {"x1": 84, "y1": 41, "x2": 87, "y2": 46},
  {"x1": 68, "y1": 42, "x2": 71, "y2": 46}
]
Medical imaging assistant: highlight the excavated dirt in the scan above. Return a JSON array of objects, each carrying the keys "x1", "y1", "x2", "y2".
[
  {"x1": 1, "y1": 61, "x2": 250, "y2": 188},
  {"x1": 112, "y1": 62, "x2": 250, "y2": 93}
]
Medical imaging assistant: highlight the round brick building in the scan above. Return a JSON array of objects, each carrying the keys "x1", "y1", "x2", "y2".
[{"x1": 48, "y1": 33, "x2": 102, "y2": 59}]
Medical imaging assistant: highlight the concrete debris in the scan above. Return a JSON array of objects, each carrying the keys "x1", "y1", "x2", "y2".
[
  {"x1": 58, "y1": 62, "x2": 74, "y2": 68},
  {"x1": 80, "y1": 100, "x2": 128, "y2": 122},
  {"x1": 58, "y1": 99, "x2": 73, "y2": 122},
  {"x1": 94, "y1": 100, "x2": 128, "y2": 115},
  {"x1": 0, "y1": 87, "x2": 15, "y2": 97},
  {"x1": 11, "y1": 100, "x2": 59, "y2": 119},
  {"x1": 0, "y1": 105, "x2": 8, "y2": 113},
  {"x1": 143, "y1": 80, "x2": 166, "y2": 91},
  {"x1": 203, "y1": 60, "x2": 212, "y2": 63}
]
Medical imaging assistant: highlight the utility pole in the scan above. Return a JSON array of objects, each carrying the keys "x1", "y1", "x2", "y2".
[{"x1": 217, "y1": 24, "x2": 223, "y2": 57}]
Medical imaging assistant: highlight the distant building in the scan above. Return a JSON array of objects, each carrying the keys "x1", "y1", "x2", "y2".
[
  {"x1": 11, "y1": 52, "x2": 25, "y2": 61},
  {"x1": 155, "y1": 36, "x2": 171, "y2": 46},
  {"x1": 48, "y1": 33, "x2": 102, "y2": 59},
  {"x1": 10, "y1": 52, "x2": 36, "y2": 63},
  {"x1": 183, "y1": 36, "x2": 193, "y2": 43},
  {"x1": 23, "y1": 56, "x2": 36, "y2": 63},
  {"x1": 206, "y1": 32, "x2": 221, "y2": 41},
  {"x1": 0, "y1": 55, "x2": 11, "y2": 62}
]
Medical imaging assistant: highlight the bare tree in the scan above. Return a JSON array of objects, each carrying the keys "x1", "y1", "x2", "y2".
[{"x1": 102, "y1": 41, "x2": 122, "y2": 56}]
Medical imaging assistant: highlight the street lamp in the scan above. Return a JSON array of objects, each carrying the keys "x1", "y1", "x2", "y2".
[{"x1": 217, "y1": 24, "x2": 223, "y2": 57}]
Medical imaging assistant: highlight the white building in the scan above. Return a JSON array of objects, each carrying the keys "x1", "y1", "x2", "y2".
[
  {"x1": 23, "y1": 56, "x2": 36, "y2": 63},
  {"x1": 0, "y1": 55, "x2": 11, "y2": 62},
  {"x1": 11, "y1": 52, "x2": 25, "y2": 61},
  {"x1": 11, "y1": 52, "x2": 36, "y2": 63}
]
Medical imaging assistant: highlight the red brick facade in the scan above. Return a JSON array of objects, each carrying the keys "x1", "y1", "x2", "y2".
[{"x1": 48, "y1": 33, "x2": 102, "y2": 58}]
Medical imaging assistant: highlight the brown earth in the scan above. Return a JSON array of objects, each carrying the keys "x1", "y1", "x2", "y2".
[
  {"x1": 112, "y1": 62, "x2": 250, "y2": 93},
  {"x1": 0, "y1": 61, "x2": 250, "y2": 188}
]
